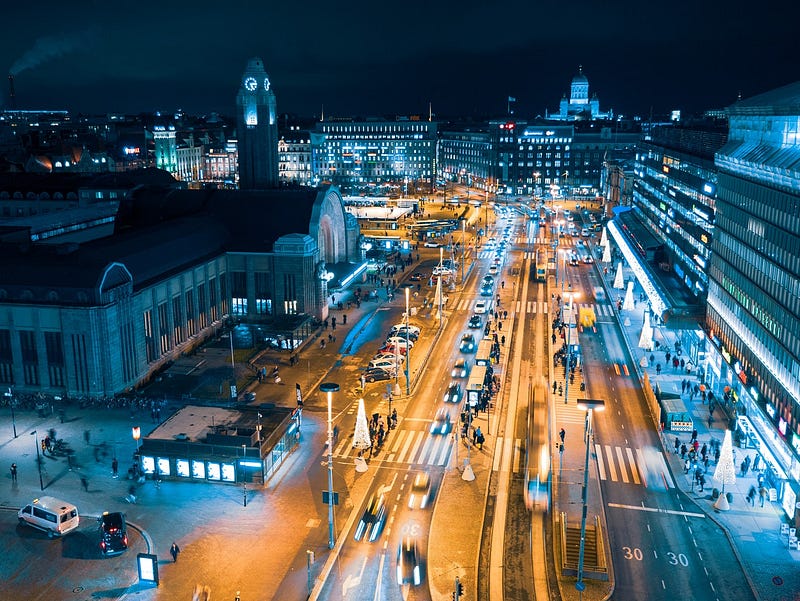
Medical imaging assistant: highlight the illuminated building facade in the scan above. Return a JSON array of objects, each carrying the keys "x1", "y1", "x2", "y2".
[
  {"x1": 279, "y1": 128, "x2": 312, "y2": 186},
  {"x1": 437, "y1": 127, "x2": 493, "y2": 190},
  {"x1": 546, "y1": 66, "x2": 613, "y2": 122},
  {"x1": 153, "y1": 125, "x2": 178, "y2": 175},
  {"x1": 705, "y1": 82, "x2": 800, "y2": 508},
  {"x1": 632, "y1": 123, "x2": 727, "y2": 301},
  {"x1": 236, "y1": 58, "x2": 278, "y2": 190},
  {"x1": 311, "y1": 119, "x2": 436, "y2": 193}
]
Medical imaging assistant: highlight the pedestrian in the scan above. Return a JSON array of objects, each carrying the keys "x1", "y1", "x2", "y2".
[
  {"x1": 553, "y1": 381, "x2": 557, "y2": 394},
  {"x1": 10, "y1": 463, "x2": 17, "y2": 482},
  {"x1": 656, "y1": 363, "x2": 661, "y2": 375},
  {"x1": 680, "y1": 444, "x2": 687, "y2": 459},
  {"x1": 740, "y1": 460, "x2": 748, "y2": 476},
  {"x1": 753, "y1": 455, "x2": 760, "y2": 472},
  {"x1": 559, "y1": 428, "x2": 565, "y2": 443},
  {"x1": 747, "y1": 485, "x2": 756, "y2": 506},
  {"x1": 691, "y1": 429, "x2": 698, "y2": 442},
  {"x1": 80, "y1": 476, "x2": 89, "y2": 492},
  {"x1": 84, "y1": 429, "x2": 91, "y2": 444},
  {"x1": 112, "y1": 457, "x2": 119, "y2": 478},
  {"x1": 170, "y1": 542, "x2": 181, "y2": 562},
  {"x1": 714, "y1": 448, "x2": 720, "y2": 463},
  {"x1": 674, "y1": 437, "x2": 680, "y2": 454},
  {"x1": 759, "y1": 486, "x2": 767, "y2": 507},
  {"x1": 699, "y1": 474, "x2": 706, "y2": 492}
]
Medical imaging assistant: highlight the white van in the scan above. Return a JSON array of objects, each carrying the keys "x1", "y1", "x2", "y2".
[{"x1": 18, "y1": 496, "x2": 80, "y2": 538}]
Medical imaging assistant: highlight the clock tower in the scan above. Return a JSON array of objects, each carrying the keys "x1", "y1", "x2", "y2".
[{"x1": 236, "y1": 57, "x2": 279, "y2": 189}]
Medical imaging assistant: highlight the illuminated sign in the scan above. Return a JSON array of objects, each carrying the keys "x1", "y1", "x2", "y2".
[
  {"x1": 702, "y1": 182, "x2": 716, "y2": 196},
  {"x1": 123, "y1": 146, "x2": 140, "y2": 155},
  {"x1": 137, "y1": 553, "x2": 159, "y2": 585},
  {"x1": 765, "y1": 403, "x2": 776, "y2": 419}
]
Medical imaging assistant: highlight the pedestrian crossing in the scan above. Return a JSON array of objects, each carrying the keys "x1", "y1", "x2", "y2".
[
  {"x1": 454, "y1": 298, "x2": 497, "y2": 312},
  {"x1": 593, "y1": 443, "x2": 676, "y2": 489},
  {"x1": 513, "y1": 300, "x2": 613, "y2": 318},
  {"x1": 333, "y1": 427, "x2": 455, "y2": 467}
]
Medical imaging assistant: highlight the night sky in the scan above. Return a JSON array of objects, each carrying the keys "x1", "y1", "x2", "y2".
[{"x1": 2, "y1": 0, "x2": 798, "y2": 120}]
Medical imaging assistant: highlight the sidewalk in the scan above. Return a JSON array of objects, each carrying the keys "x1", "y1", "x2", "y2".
[{"x1": 603, "y1": 266, "x2": 800, "y2": 601}]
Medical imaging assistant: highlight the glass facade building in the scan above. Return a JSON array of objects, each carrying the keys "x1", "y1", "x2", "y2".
[
  {"x1": 706, "y1": 82, "x2": 800, "y2": 514},
  {"x1": 311, "y1": 119, "x2": 436, "y2": 193}
]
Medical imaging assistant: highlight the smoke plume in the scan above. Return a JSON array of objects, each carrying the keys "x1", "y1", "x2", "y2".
[{"x1": 10, "y1": 29, "x2": 97, "y2": 76}]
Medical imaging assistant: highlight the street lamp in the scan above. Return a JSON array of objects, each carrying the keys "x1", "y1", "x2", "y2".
[
  {"x1": 320, "y1": 382, "x2": 340, "y2": 549},
  {"x1": 5, "y1": 387, "x2": 16, "y2": 438},
  {"x1": 562, "y1": 291, "x2": 580, "y2": 404},
  {"x1": 460, "y1": 219, "x2": 466, "y2": 286},
  {"x1": 575, "y1": 398, "x2": 605, "y2": 598},
  {"x1": 30, "y1": 430, "x2": 44, "y2": 491},
  {"x1": 241, "y1": 443, "x2": 248, "y2": 507}
]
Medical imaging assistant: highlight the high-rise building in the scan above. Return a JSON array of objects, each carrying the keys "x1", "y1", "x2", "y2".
[
  {"x1": 236, "y1": 57, "x2": 278, "y2": 190},
  {"x1": 706, "y1": 81, "x2": 800, "y2": 513}
]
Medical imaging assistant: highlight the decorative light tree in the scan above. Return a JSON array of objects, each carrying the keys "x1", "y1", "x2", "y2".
[
  {"x1": 353, "y1": 398, "x2": 371, "y2": 472},
  {"x1": 638, "y1": 310, "x2": 653, "y2": 350},
  {"x1": 602, "y1": 243, "x2": 612, "y2": 264},
  {"x1": 600, "y1": 227, "x2": 608, "y2": 248},
  {"x1": 613, "y1": 262, "x2": 625, "y2": 290},
  {"x1": 712, "y1": 429, "x2": 737, "y2": 511},
  {"x1": 622, "y1": 281, "x2": 635, "y2": 311}
]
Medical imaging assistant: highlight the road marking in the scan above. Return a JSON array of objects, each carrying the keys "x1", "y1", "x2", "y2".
[
  {"x1": 595, "y1": 443, "x2": 606, "y2": 480},
  {"x1": 635, "y1": 448, "x2": 648, "y2": 487},
  {"x1": 512, "y1": 438, "x2": 521, "y2": 473},
  {"x1": 607, "y1": 502, "x2": 706, "y2": 518},
  {"x1": 623, "y1": 364, "x2": 630, "y2": 376},
  {"x1": 627, "y1": 447, "x2": 640, "y2": 484},
  {"x1": 616, "y1": 446, "x2": 629, "y2": 483},
  {"x1": 435, "y1": 437, "x2": 451, "y2": 465},
  {"x1": 395, "y1": 430, "x2": 417, "y2": 463},
  {"x1": 605, "y1": 445, "x2": 618, "y2": 481},
  {"x1": 613, "y1": 364, "x2": 620, "y2": 375}
]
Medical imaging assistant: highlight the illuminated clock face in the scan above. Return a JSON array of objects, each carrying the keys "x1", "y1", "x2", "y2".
[
  {"x1": 263, "y1": 77, "x2": 271, "y2": 91},
  {"x1": 244, "y1": 77, "x2": 257, "y2": 91}
]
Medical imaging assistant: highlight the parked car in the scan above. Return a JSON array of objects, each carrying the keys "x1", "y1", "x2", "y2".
[
  {"x1": 390, "y1": 324, "x2": 421, "y2": 336},
  {"x1": 390, "y1": 328, "x2": 419, "y2": 341},
  {"x1": 378, "y1": 344, "x2": 407, "y2": 356},
  {"x1": 386, "y1": 336, "x2": 414, "y2": 349},
  {"x1": 354, "y1": 493, "x2": 388, "y2": 542},
  {"x1": 364, "y1": 367, "x2": 395, "y2": 383},
  {"x1": 369, "y1": 357, "x2": 401, "y2": 371},
  {"x1": 99, "y1": 511, "x2": 128, "y2": 556},
  {"x1": 423, "y1": 241, "x2": 440, "y2": 248}
]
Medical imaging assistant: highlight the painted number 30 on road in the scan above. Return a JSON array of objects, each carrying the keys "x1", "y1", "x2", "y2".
[{"x1": 622, "y1": 547, "x2": 689, "y2": 567}]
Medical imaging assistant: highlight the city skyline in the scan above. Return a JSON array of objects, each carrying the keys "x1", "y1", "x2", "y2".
[{"x1": 1, "y1": 0, "x2": 798, "y2": 119}]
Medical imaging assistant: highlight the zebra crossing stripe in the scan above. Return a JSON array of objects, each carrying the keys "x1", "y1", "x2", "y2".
[
  {"x1": 595, "y1": 443, "x2": 606, "y2": 479},
  {"x1": 604, "y1": 446, "x2": 618, "y2": 480},
  {"x1": 616, "y1": 447, "x2": 629, "y2": 483},
  {"x1": 406, "y1": 431, "x2": 426, "y2": 464},
  {"x1": 513, "y1": 439, "x2": 522, "y2": 473},
  {"x1": 396, "y1": 430, "x2": 419, "y2": 464},
  {"x1": 516, "y1": 300, "x2": 522, "y2": 313},
  {"x1": 435, "y1": 437, "x2": 451, "y2": 465},
  {"x1": 635, "y1": 448, "x2": 648, "y2": 487},
  {"x1": 627, "y1": 447, "x2": 641, "y2": 484}
]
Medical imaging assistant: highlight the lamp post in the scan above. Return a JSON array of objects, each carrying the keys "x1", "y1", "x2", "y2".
[
  {"x1": 405, "y1": 287, "x2": 411, "y2": 395},
  {"x1": 460, "y1": 219, "x2": 466, "y2": 286},
  {"x1": 241, "y1": 444, "x2": 248, "y2": 507},
  {"x1": 321, "y1": 382, "x2": 340, "y2": 549},
  {"x1": 575, "y1": 398, "x2": 605, "y2": 598},
  {"x1": 30, "y1": 430, "x2": 44, "y2": 491},
  {"x1": 5, "y1": 387, "x2": 16, "y2": 438}
]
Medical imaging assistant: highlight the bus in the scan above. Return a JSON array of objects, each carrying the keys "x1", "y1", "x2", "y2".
[
  {"x1": 535, "y1": 249, "x2": 547, "y2": 282},
  {"x1": 475, "y1": 338, "x2": 494, "y2": 367},
  {"x1": 465, "y1": 365, "x2": 488, "y2": 408}
]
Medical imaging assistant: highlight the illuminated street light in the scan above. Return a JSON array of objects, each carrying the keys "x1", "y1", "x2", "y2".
[
  {"x1": 405, "y1": 287, "x2": 411, "y2": 395},
  {"x1": 575, "y1": 398, "x2": 605, "y2": 598},
  {"x1": 320, "y1": 382, "x2": 340, "y2": 549}
]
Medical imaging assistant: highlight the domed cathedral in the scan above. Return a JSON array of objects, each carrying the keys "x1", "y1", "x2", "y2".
[
  {"x1": 236, "y1": 57, "x2": 279, "y2": 189},
  {"x1": 547, "y1": 65, "x2": 613, "y2": 121}
]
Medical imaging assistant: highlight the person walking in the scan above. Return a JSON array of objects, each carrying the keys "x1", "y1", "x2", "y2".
[
  {"x1": 759, "y1": 486, "x2": 767, "y2": 507},
  {"x1": 170, "y1": 542, "x2": 181, "y2": 562},
  {"x1": 559, "y1": 428, "x2": 566, "y2": 443},
  {"x1": 80, "y1": 476, "x2": 89, "y2": 492},
  {"x1": 112, "y1": 458, "x2": 119, "y2": 478},
  {"x1": 10, "y1": 463, "x2": 17, "y2": 482},
  {"x1": 674, "y1": 437, "x2": 680, "y2": 454}
]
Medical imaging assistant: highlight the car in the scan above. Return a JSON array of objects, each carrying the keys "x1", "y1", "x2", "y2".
[
  {"x1": 432, "y1": 266, "x2": 454, "y2": 277},
  {"x1": 582, "y1": 254, "x2": 594, "y2": 264},
  {"x1": 390, "y1": 324, "x2": 421, "y2": 337},
  {"x1": 480, "y1": 285, "x2": 494, "y2": 297},
  {"x1": 493, "y1": 257, "x2": 501, "y2": 265},
  {"x1": 386, "y1": 336, "x2": 414, "y2": 349},
  {"x1": 397, "y1": 536, "x2": 423, "y2": 586},
  {"x1": 443, "y1": 382, "x2": 462, "y2": 403},
  {"x1": 423, "y1": 241, "x2": 440, "y2": 248},
  {"x1": 474, "y1": 301, "x2": 487, "y2": 314},
  {"x1": 460, "y1": 333, "x2": 476, "y2": 352},
  {"x1": 569, "y1": 253, "x2": 579, "y2": 266},
  {"x1": 354, "y1": 493, "x2": 388, "y2": 542},
  {"x1": 468, "y1": 314, "x2": 482, "y2": 329},
  {"x1": 99, "y1": 511, "x2": 128, "y2": 556},
  {"x1": 364, "y1": 367, "x2": 396, "y2": 383},
  {"x1": 482, "y1": 275, "x2": 494, "y2": 286},
  {"x1": 378, "y1": 344, "x2": 407, "y2": 356},
  {"x1": 488, "y1": 265, "x2": 498, "y2": 275},
  {"x1": 369, "y1": 357, "x2": 401, "y2": 371},
  {"x1": 408, "y1": 472, "x2": 431, "y2": 510},
  {"x1": 409, "y1": 272, "x2": 423, "y2": 282},
  {"x1": 451, "y1": 358, "x2": 470, "y2": 378},
  {"x1": 430, "y1": 408, "x2": 452, "y2": 435},
  {"x1": 581, "y1": 228, "x2": 590, "y2": 237}
]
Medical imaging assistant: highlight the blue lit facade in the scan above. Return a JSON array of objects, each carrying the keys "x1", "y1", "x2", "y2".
[
  {"x1": 311, "y1": 120, "x2": 436, "y2": 193},
  {"x1": 706, "y1": 82, "x2": 800, "y2": 515},
  {"x1": 632, "y1": 124, "x2": 726, "y2": 300},
  {"x1": 437, "y1": 127, "x2": 494, "y2": 190}
]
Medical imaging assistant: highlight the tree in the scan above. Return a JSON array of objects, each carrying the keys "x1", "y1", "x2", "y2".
[{"x1": 712, "y1": 429, "x2": 736, "y2": 492}]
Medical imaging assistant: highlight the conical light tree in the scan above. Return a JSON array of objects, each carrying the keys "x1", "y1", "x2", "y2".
[
  {"x1": 434, "y1": 275, "x2": 443, "y2": 320},
  {"x1": 600, "y1": 227, "x2": 608, "y2": 247},
  {"x1": 713, "y1": 429, "x2": 737, "y2": 492},
  {"x1": 353, "y1": 398, "x2": 372, "y2": 450},
  {"x1": 602, "y1": 243, "x2": 612, "y2": 264},
  {"x1": 638, "y1": 311, "x2": 653, "y2": 350},
  {"x1": 613, "y1": 262, "x2": 625, "y2": 289},
  {"x1": 622, "y1": 281, "x2": 635, "y2": 311}
]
